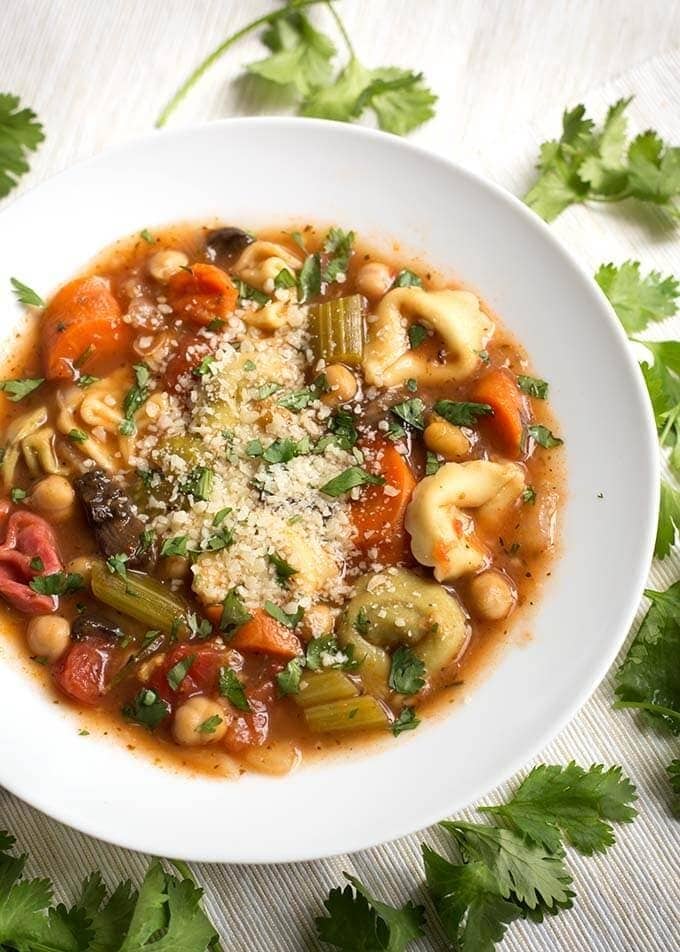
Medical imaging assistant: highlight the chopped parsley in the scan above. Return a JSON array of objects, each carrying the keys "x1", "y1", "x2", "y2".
[
  {"x1": 140, "y1": 228, "x2": 155, "y2": 244},
  {"x1": 518, "y1": 374, "x2": 549, "y2": 399},
  {"x1": 264, "y1": 601, "x2": 304, "y2": 628},
  {"x1": 181, "y1": 466, "x2": 214, "y2": 501},
  {"x1": 29, "y1": 571, "x2": 84, "y2": 596},
  {"x1": 212, "y1": 507, "x2": 232, "y2": 527},
  {"x1": 10, "y1": 487, "x2": 26, "y2": 503},
  {"x1": 122, "y1": 688, "x2": 170, "y2": 730},
  {"x1": 219, "y1": 588, "x2": 251, "y2": 636},
  {"x1": 106, "y1": 553, "x2": 129, "y2": 579},
  {"x1": 276, "y1": 657, "x2": 305, "y2": 696},
  {"x1": 393, "y1": 269, "x2": 423, "y2": 289},
  {"x1": 408, "y1": 322, "x2": 428, "y2": 349},
  {"x1": 243, "y1": 359, "x2": 256, "y2": 372},
  {"x1": 527, "y1": 424, "x2": 564, "y2": 448},
  {"x1": 160, "y1": 536, "x2": 188, "y2": 558},
  {"x1": 202, "y1": 526, "x2": 234, "y2": 552},
  {"x1": 0, "y1": 377, "x2": 44, "y2": 402},
  {"x1": 274, "y1": 267, "x2": 296, "y2": 289},
  {"x1": 10, "y1": 277, "x2": 44, "y2": 307},
  {"x1": 166, "y1": 654, "x2": 195, "y2": 691},
  {"x1": 29, "y1": 556, "x2": 43, "y2": 572},
  {"x1": 297, "y1": 252, "x2": 321, "y2": 302},
  {"x1": 425, "y1": 451, "x2": 441, "y2": 475},
  {"x1": 320, "y1": 466, "x2": 385, "y2": 497},
  {"x1": 192, "y1": 355, "x2": 217, "y2": 377},
  {"x1": 321, "y1": 226, "x2": 355, "y2": 283},
  {"x1": 391, "y1": 706, "x2": 421, "y2": 736},
  {"x1": 236, "y1": 280, "x2": 269, "y2": 307},
  {"x1": 256, "y1": 381, "x2": 281, "y2": 400},
  {"x1": 522, "y1": 486, "x2": 537, "y2": 505},
  {"x1": 196, "y1": 714, "x2": 223, "y2": 735},
  {"x1": 389, "y1": 646, "x2": 426, "y2": 695},
  {"x1": 186, "y1": 613, "x2": 213, "y2": 639},
  {"x1": 67, "y1": 428, "x2": 88, "y2": 443},
  {"x1": 391, "y1": 397, "x2": 426, "y2": 430},
  {"x1": 218, "y1": 666, "x2": 251, "y2": 711},
  {"x1": 76, "y1": 373, "x2": 99, "y2": 389},
  {"x1": 306, "y1": 636, "x2": 358, "y2": 671},
  {"x1": 120, "y1": 363, "x2": 151, "y2": 435},
  {"x1": 433, "y1": 400, "x2": 493, "y2": 426},
  {"x1": 353, "y1": 606, "x2": 370, "y2": 636},
  {"x1": 267, "y1": 551, "x2": 298, "y2": 588}
]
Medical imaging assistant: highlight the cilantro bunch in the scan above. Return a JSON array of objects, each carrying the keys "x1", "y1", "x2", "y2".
[
  {"x1": 316, "y1": 762, "x2": 636, "y2": 951},
  {"x1": 156, "y1": 1, "x2": 436, "y2": 135},
  {"x1": 525, "y1": 98, "x2": 680, "y2": 223},
  {"x1": 0, "y1": 93, "x2": 44, "y2": 198}
]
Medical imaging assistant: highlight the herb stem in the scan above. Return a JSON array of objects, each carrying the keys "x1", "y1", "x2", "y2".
[
  {"x1": 613, "y1": 699, "x2": 680, "y2": 720},
  {"x1": 588, "y1": 190, "x2": 633, "y2": 203},
  {"x1": 155, "y1": 0, "x2": 333, "y2": 127},
  {"x1": 326, "y1": 1, "x2": 354, "y2": 57}
]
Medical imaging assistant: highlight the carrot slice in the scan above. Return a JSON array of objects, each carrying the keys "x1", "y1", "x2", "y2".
[
  {"x1": 230, "y1": 609, "x2": 303, "y2": 660},
  {"x1": 167, "y1": 263, "x2": 238, "y2": 326},
  {"x1": 351, "y1": 439, "x2": 417, "y2": 564},
  {"x1": 41, "y1": 276, "x2": 132, "y2": 380},
  {"x1": 470, "y1": 368, "x2": 527, "y2": 458}
]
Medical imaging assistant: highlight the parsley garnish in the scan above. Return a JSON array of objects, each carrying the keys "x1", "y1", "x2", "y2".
[
  {"x1": 517, "y1": 375, "x2": 549, "y2": 399},
  {"x1": 218, "y1": 666, "x2": 251, "y2": 711},
  {"x1": 193, "y1": 354, "x2": 216, "y2": 377},
  {"x1": 122, "y1": 687, "x2": 170, "y2": 730},
  {"x1": 353, "y1": 606, "x2": 370, "y2": 636},
  {"x1": 276, "y1": 658, "x2": 305, "y2": 696},
  {"x1": 212, "y1": 507, "x2": 232, "y2": 527},
  {"x1": 433, "y1": 400, "x2": 493, "y2": 427},
  {"x1": 10, "y1": 277, "x2": 44, "y2": 307},
  {"x1": 0, "y1": 377, "x2": 44, "y2": 402},
  {"x1": 166, "y1": 654, "x2": 195, "y2": 691},
  {"x1": 76, "y1": 374, "x2": 99, "y2": 388},
  {"x1": 196, "y1": 714, "x2": 223, "y2": 734},
  {"x1": 186, "y1": 613, "x2": 212, "y2": 639},
  {"x1": 297, "y1": 252, "x2": 321, "y2": 302},
  {"x1": 274, "y1": 267, "x2": 296, "y2": 290},
  {"x1": 243, "y1": 359, "x2": 256, "y2": 372},
  {"x1": 306, "y1": 636, "x2": 357, "y2": 671},
  {"x1": 320, "y1": 466, "x2": 385, "y2": 497},
  {"x1": 522, "y1": 486, "x2": 537, "y2": 505},
  {"x1": 182, "y1": 465, "x2": 214, "y2": 501},
  {"x1": 256, "y1": 381, "x2": 281, "y2": 400},
  {"x1": 120, "y1": 362, "x2": 151, "y2": 435},
  {"x1": 160, "y1": 536, "x2": 188, "y2": 558},
  {"x1": 29, "y1": 571, "x2": 84, "y2": 596},
  {"x1": 10, "y1": 487, "x2": 26, "y2": 503},
  {"x1": 264, "y1": 601, "x2": 304, "y2": 628},
  {"x1": 321, "y1": 227, "x2": 355, "y2": 283},
  {"x1": 655, "y1": 480, "x2": 680, "y2": 559},
  {"x1": 596, "y1": 260, "x2": 679, "y2": 333},
  {"x1": 219, "y1": 588, "x2": 251, "y2": 636},
  {"x1": 236, "y1": 281, "x2": 269, "y2": 307},
  {"x1": 524, "y1": 97, "x2": 680, "y2": 223},
  {"x1": 106, "y1": 553, "x2": 129, "y2": 579},
  {"x1": 392, "y1": 706, "x2": 421, "y2": 736},
  {"x1": 67, "y1": 428, "x2": 88, "y2": 443},
  {"x1": 388, "y1": 646, "x2": 426, "y2": 695},
  {"x1": 0, "y1": 94, "x2": 44, "y2": 197},
  {"x1": 140, "y1": 228, "x2": 155, "y2": 244},
  {"x1": 394, "y1": 269, "x2": 423, "y2": 288},
  {"x1": 425, "y1": 451, "x2": 441, "y2": 475},
  {"x1": 29, "y1": 556, "x2": 43, "y2": 572},
  {"x1": 406, "y1": 377, "x2": 418, "y2": 392},
  {"x1": 267, "y1": 551, "x2": 298, "y2": 588},
  {"x1": 408, "y1": 322, "x2": 428, "y2": 349},
  {"x1": 203, "y1": 526, "x2": 234, "y2": 552},
  {"x1": 391, "y1": 397, "x2": 425, "y2": 430},
  {"x1": 527, "y1": 424, "x2": 564, "y2": 448}
]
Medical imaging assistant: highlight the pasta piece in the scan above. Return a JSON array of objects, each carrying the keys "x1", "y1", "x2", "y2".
[
  {"x1": 56, "y1": 368, "x2": 133, "y2": 471},
  {"x1": 242, "y1": 301, "x2": 288, "y2": 331},
  {"x1": 233, "y1": 240, "x2": 302, "y2": 291},
  {"x1": 1, "y1": 407, "x2": 63, "y2": 488},
  {"x1": 405, "y1": 461, "x2": 525, "y2": 581},
  {"x1": 363, "y1": 287, "x2": 493, "y2": 388},
  {"x1": 21, "y1": 426, "x2": 65, "y2": 478}
]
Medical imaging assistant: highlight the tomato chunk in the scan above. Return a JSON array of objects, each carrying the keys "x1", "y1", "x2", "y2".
[
  {"x1": 53, "y1": 641, "x2": 111, "y2": 705},
  {"x1": 149, "y1": 643, "x2": 227, "y2": 707},
  {"x1": 167, "y1": 263, "x2": 238, "y2": 326}
]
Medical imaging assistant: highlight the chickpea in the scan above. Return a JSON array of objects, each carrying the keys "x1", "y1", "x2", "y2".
[
  {"x1": 424, "y1": 417, "x2": 470, "y2": 461},
  {"x1": 468, "y1": 571, "x2": 516, "y2": 621},
  {"x1": 148, "y1": 249, "x2": 189, "y2": 283},
  {"x1": 355, "y1": 261, "x2": 393, "y2": 299},
  {"x1": 172, "y1": 696, "x2": 228, "y2": 746},
  {"x1": 26, "y1": 614, "x2": 70, "y2": 662},
  {"x1": 159, "y1": 555, "x2": 191, "y2": 582},
  {"x1": 66, "y1": 555, "x2": 97, "y2": 586},
  {"x1": 30, "y1": 475, "x2": 75, "y2": 521},
  {"x1": 321, "y1": 364, "x2": 358, "y2": 407}
]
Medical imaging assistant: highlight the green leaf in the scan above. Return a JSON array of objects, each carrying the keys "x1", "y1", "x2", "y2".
[
  {"x1": 316, "y1": 873, "x2": 425, "y2": 951},
  {"x1": 220, "y1": 587, "x2": 251, "y2": 635},
  {"x1": 274, "y1": 267, "x2": 296, "y2": 290},
  {"x1": 276, "y1": 657, "x2": 305, "y2": 696},
  {"x1": 0, "y1": 377, "x2": 44, "y2": 401},
  {"x1": 480, "y1": 762, "x2": 637, "y2": 855},
  {"x1": 267, "y1": 550, "x2": 298, "y2": 588},
  {"x1": 434, "y1": 400, "x2": 493, "y2": 427},
  {"x1": 322, "y1": 227, "x2": 355, "y2": 283},
  {"x1": 626, "y1": 132, "x2": 680, "y2": 203},
  {"x1": 298, "y1": 252, "x2": 321, "y2": 302},
  {"x1": 655, "y1": 480, "x2": 680, "y2": 558},
  {"x1": 614, "y1": 581, "x2": 680, "y2": 734},
  {"x1": 248, "y1": 9, "x2": 336, "y2": 96},
  {"x1": 320, "y1": 466, "x2": 385, "y2": 497},
  {"x1": 393, "y1": 269, "x2": 423, "y2": 289},
  {"x1": 423, "y1": 846, "x2": 521, "y2": 952},
  {"x1": 10, "y1": 487, "x2": 26, "y2": 503},
  {"x1": 120, "y1": 362, "x2": 151, "y2": 433},
  {"x1": 391, "y1": 707, "x2": 420, "y2": 736},
  {"x1": 301, "y1": 56, "x2": 372, "y2": 123},
  {"x1": 10, "y1": 276, "x2": 45, "y2": 307},
  {"x1": 218, "y1": 666, "x2": 251, "y2": 712},
  {"x1": 517, "y1": 375, "x2": 549, "y2": 399},
  {"x1": 236, "y1": 279, "x2": 269, "y2": 307},
  {"x1": 197, "y1": 714, "x2": 223, "y2": 735},
  {"x1": 667, "y1": 759, "x2": 680, "y2": 818},
  {"x1": 407, "y1": 323, "x2": 428, "y2": 349},
  {"x1": 122, "y1": 688, "x2": 170, "y2": 730},
  {"x1": 526, "y1": 424, "x2": 563, "y2": 448},
  {"x1": 595, "y1": 261, "x2": 679, "y2": 333},
  {"x1": 264, "y1": 600, "x2": 304, "y2": 629},
  {"x1": 0, "y1": 94, "x2": 44, "y2": 198},
  {"x1": 425, "y1": 451, "x2": 441, "y2": 476},
  {"x1": 306, "y1": 636, "x2": 357, "y2": 672},
  {"x1": 29, "y1": 571, "x2": 84, "y2": 596},
  {"x1": 167, "y1": 654, "x2": 195, "y2": 691},
  {"x1": 389, "y1": 646, "x2": 426, "y2": 695},
  {"x1": 391, "y1": 397, "x2": 426, "y2": 430},
  {"x1": 160, "y1": 535, "x2": 188, "y2": 558}
]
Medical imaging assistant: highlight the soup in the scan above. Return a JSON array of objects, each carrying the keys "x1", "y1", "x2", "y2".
[{"x1": 0, "y1": 223, "x2": 563, "y2": 777}]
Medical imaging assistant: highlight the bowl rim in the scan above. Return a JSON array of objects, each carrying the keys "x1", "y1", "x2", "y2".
[{"x1": 0, "y1": 116, "x2": 659, "y2": 863}]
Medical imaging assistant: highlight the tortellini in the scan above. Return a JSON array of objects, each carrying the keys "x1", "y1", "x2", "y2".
[
  {"x1": 56, "y1": 368, "x2": 133, "y2": 472},
  {"x1": 233, "y1": 240, "x2": 302, "y2": 292},
  {"x1": 405, "y1": 461, "x2": 525, "y2": 581},
  {"x1": 363, "y1": 287, "x2": 493, "y2": 388},
  {"x1": 1, "y1": 407, "x2": 65, "y2": 488}
]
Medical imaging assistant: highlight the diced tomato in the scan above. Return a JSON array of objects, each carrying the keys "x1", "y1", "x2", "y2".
[
  {"x1": 167, "y1": 263, "x2": 238, "y2": 326},
  {"x1": 223, "y1": 697, "x2": 269, "y2": 753},
  {"x1": 53, "y1": 641, "x2": 111, "y2": 705},
  {"x1": 149, "y1": 643, "x2": 227, "y2": 707},
  {"x1": 163, "y1": 332, "x2": 213, "y2": 392}
]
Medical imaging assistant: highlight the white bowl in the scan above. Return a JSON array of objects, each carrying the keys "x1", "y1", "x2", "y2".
[{"x1": 0, "y1": 118, "x2": 658, "y2": 863}]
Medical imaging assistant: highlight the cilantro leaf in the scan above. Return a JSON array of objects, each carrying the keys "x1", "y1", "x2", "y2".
[
  {"x1": 391, "y1": 398, "x2": 425, "y2": 430},
  {"x1": 264, "y1": 601, "x2": 304, "y2": 629},
  {"x1": 122, "y1": 688, "x2": 170, "y2": 730},
  {"x1": 596, "y1": 261, "x2": 679, "y2": 333},
  {"x1": 393, "y1": 269, "x2": 423, "y2": 289},
  {"x1": 517, "y1": 375, "x2": 549, "y2": 399},
  {"x1": 638, "y1": 351, "x2": 680, "y2": 473},
  {"x1": 236, "y1": 279, "x2": 269, "y2": 307},
  {"x1": 407, "y1": 323, "x2": 428, "y2": 349},
  {"x1": 167, "y1": 654, "x2": 195, "y2": 691},
  {"x1": 120, "y1": 363, "x2": 151, "y2": 434},
  {"x1": 220, "y1": 588, "x2": 251, "y2": 635},
  {"x1": 425, "y1": 451, "x2": 441, "y2": 476},
  {"x1": 0, "y1": 377, "x2": 44, "y2": 401},
  {"x1": 434, "y1": 400, "x2": 493, "y2": 427},
  {"x1": 267, "y1": 550, "x2": 298, "y2": 588},
  {"x1": 248, "y1": 9, "x2": 336, "y2": 96},
  {"x1": 392, "y1": 707, "x2": 420, "y2": 736},
  {"x1": 614, "y1": 581, "x2": 680, "y2": 734},
  {"x1": 316, "y1": 873, "x2": 425, "y2": 952},
  {"x1": 388, "y1": 646, "x2": 426, "y2": 695},
  {"x1": 320, "y1": 466, "x2": 385, "y2": 497},
  {"x1": 29, "y1": 571, "x2": 84, "y2": 596},
  {"x1": 298, "y1": 252, "x2": 321, "y2": 302},
  {"x1": 526, "y1": 424, "x2": 563, "y2": 448},
  {"x1": 160, "y1": 535, "x2": 188, "y2": 558},
  {"x1": 218, "y1": 666, "x2": 250, "y2": 711},
  {"x1": 322, "y1": 227, "x2": 355, "y2": 283},
  {"x1": 667, "y1": 759, "x2": 680, "y2": 818},
  {"x1": 655, "y1": 480, "x2": 680, "y2": 558},
  {"x1": 480, "y1": 762, "x2": 637, "y2": 855},
  {"x1": 10, "y1": 277, "x2": 45, "y2": 307},
  {"x1": 306, "y1": 636, "x2": 357, "y2": 672},
  {"x1": 423, "y1": 847, "x2": 521, "y2": 952},
  {"x1": 0, "y1": 94, "x2": 44, "y2": 198},
  {"x1": 276, "y1": 657, "x2": 305, "y2": 696}
]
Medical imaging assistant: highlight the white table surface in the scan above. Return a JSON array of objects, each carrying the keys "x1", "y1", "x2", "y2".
[{"x1": 1, "y1": 2, "x2": 679, "y2": 950}]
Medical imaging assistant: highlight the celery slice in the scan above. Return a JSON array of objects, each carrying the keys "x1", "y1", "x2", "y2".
[
  {"x1": 304, "y1": 695, "x2": 390, "y2": 733},
  {"x1": 295, "y1": 670, "x2": 359, "y2": 709},
  {"x1": 91, "y1": 561, "x2": 187, "y2": 636},
  {"x1": 309, "y1": 294, "x2": 364, "y2": 365}
]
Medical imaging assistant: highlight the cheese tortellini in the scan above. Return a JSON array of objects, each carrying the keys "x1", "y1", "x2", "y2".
[
  {"x1": 405, "y1": 461, "x2": 525, "y2": 581},
  {"x1": 233, "y1": 240, "x2": 302, "y2": 292},
  {"x1": 56, "y1": 368, "x2": 133, "y2": 472},
  {"x1": 1, "y1": 407, "x2": 65, "y2": 489},
  {"x1": 363, "y1": 287, "x2": 493, "y2": 388}
]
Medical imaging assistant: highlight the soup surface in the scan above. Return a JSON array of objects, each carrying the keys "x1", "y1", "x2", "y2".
[{"x1": 0, "y1": 223, "x2": 563, "y2": 777}]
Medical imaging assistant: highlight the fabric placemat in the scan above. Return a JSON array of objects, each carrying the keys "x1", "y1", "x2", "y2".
[{"x1": 1, "y1": 49, "x2": 679, "y2": 952}]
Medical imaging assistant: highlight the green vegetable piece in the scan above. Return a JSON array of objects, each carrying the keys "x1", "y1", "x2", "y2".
[
  {"x1": 91, "y1": 561, "x2": 187, "y2": 636},
  {"x1": 276, "y1": 657, "x2": 306, "y2": 696},
  {"x1": 167, "y1": 654, "x2": 194, "y2": 691},
  {"x1": 294, "y1": 670, "x2": 359, "y2": 708},
  {"x1": 655, "y1": 480, "x2": 680, "y2": 559},
  {"x1": 304, "y1": 695, "x2": 390, "y2": 733},
  {"x1": 391, "y1": 397, "x2": 426, "y2": 430},
  {"x1": 309, "y1": 294, "x2": 365, "y2": 365},
  {"x1": 247, "y1": 7, "x2": 336, "y2": 96},
  {"x1": 220, "y1": 588, "x2": 252, "y2": 636},
  {"x1": 29, "y1": 571, "x2": 84, "y2": 596}
]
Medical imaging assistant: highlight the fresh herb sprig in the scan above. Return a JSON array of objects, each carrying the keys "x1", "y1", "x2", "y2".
[
  {"x1": 0, "y1": 94, "x2": 44, "y2": 198},
  {"x1": 155, "y1": 2, "x2": 435, "y2": 136}
]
